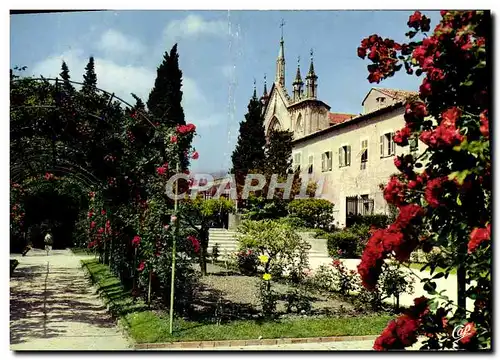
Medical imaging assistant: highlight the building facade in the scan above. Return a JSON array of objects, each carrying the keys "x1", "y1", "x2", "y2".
[{"x1": 260, "y1": 34, "x2": 422, "y2": 228}]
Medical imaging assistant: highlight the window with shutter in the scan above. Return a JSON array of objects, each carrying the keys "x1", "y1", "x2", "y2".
[
  {"x1": 339, "y1": 146, "x2": 350, "y2": 167},
  {"x1": 321, "y1": 153, "x2": 326, "y2": 172},
  {"x1": 390, "y1": 133, "x2": 395, "y2": 155},
  {"x1": 308, "y1": 155, "x2": 313, "y2": 174},
  {"x1": 361, "y1": 139, "x2": 368, "y2": 169},
  {"x1": 380, "y1": 135, "x2": 384, "y2": 158},
  {"x1": 327, "y1": 152, "x2": 332, "y2": 171}
]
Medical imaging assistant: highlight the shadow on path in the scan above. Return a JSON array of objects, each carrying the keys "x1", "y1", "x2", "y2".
[{"x1": 10, "y1": 250, "x2": 129, "y2": 349}]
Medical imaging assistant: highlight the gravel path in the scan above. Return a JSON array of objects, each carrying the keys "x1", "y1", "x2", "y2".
[{"x1": 10, "y1": 248, "x2": 130, "y2": 351}]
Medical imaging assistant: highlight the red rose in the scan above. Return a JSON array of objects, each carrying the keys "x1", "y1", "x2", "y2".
[
  {"x1": 90, "y1": 221, "x2": 96, "y2": 229},
  {"x1": 132, "y1": 235, "x2": 141, "y2": 247},
  {"x1": 137, "y1": 261, "x2": 145, "y2": 272},
  {"x1": 459, "y1": 322, "x2": 477, "y2": 345},
  {"x1": 468, "y1": 224, "x2": 491, "y2": 253},
  {"x1": 170, "y1": 135, "x2": 178, "y2": 143},
  {"x1": 157, "y1": 166, "x2": 167, "y2": 175},
  {"x1": 187, "y1": 235, "x2": 200, "y2": 253},
  {"x1": 408, "y1": 11, "x2": 422, "y2": 28},
  {"x1": 480, "y1": 110, "x2": 489, "y2": 138},
  {"x1": 441, "y1": 107, "x2": 462, "y2": 127},
  {"x1": 419, "y1": 78, "x2": 432, "y2": 97},
  {"x1": 97, "y1": 227, "x2": 104, "y2": 234},
  {"x1": 192, "y1": 151, "x2": 199, "y2": 160},
  {"x1": 357, "y1": 47, "x2": 367, "y2": 58},
  {"x1": 101, "y1": 209, "x2": 106, "y2": 215}
]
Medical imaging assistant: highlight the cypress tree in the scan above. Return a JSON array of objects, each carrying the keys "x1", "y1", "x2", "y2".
[
  {"x1": 147, "y1": 44, "x2": 185, "y2": 127},
  {"x1": 231, "y1": 89, "x2": 266, "y2": 181},
  {"x1": 131, "y1": 93, "x2": 146, "y2": 111},
  {"x1": 59, "y1": 61, "x2": 75, "y2": 95},
  {"x1": 82, "y1": 56, "x2": 97, "y2": 96},
  {"x1": 264, "y1": 129, "x2": 293, "y2": 176}
]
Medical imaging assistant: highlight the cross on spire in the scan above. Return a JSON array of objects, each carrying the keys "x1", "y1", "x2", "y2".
[
  {"x1": 310, "y1": 48, "x2": 314, "y2": 60},
  {"x1": 280, "y1": 18, "x2": 286, "y2": 39}
]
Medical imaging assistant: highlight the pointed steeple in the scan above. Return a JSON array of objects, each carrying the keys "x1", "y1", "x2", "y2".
[
  {"x1": 292, "y1": 56, "x2": 304, "y2": 102},
  {"x1": 305, "y1": 48, "x2": 318, "y2": 99},
  {"x1": 275, "y1": 19, "x2": 286, "y2": 88},
  {"x1": 263, "y1": 73, "x2": 268, "y2": 98},
  {"x1": 252, "y1": 78, "x2": 257, "y2": 99}
]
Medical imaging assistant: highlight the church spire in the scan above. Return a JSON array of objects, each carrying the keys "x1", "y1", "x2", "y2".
[
  {"x1": 260, "y1": 74, "x2": 269, "y2": 106},
  {"x1": 275, "y1": 19, "x2": 286, "y2": 88},
  {"x1": 263, "y1": 73, "x2": 268, "y2": 97},
  {"x1": 305, "y1": 48, "x2": 318, "y2": 99},
  {"x1": 292, "y1": 56, "x2": 304, "y2": 102}
]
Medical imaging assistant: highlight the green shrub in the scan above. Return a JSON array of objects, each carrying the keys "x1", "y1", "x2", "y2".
[
  {"x1": 284, "y1": 288, "x2": 313, "y2": 314},
  {"x1": 345, "y1": 214, "x2": 390, "y2": 228},
  {"x1": 287, "y1": 199, "x2": 334, "y2": 230},
  {"x1": 236, "y1": 219, "x2": 310, "y2": 281},
  {"x1": 276, "y1": 216, "x2": 307, "y2": 229},
  {"x1": 327, "y1": 231, "x2": 359, "y2": 258},
  {"x1": 236, "y1": 249, "x2": 258, "y2": 276},
  {"x1": 327, "y1": 224, "x2": 371, "y2": 258}
]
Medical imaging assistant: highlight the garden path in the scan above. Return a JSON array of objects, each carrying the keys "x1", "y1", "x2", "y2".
[{"x1": 10, "y1": 248, "x2": 130, "y2": 351}]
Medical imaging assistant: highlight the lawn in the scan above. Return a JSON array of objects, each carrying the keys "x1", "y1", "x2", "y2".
[
  {"x1": 71, "y1": 247, "x2": 94, "y2": 256},
  {"x1": 82, "y1": 259, "x2": 393, "y2": 344}
]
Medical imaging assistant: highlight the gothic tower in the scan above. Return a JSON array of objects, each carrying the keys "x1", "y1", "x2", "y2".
[
  {"x1": 305, "y1": 49, "x2": 318, "y2": 99},
  {"x1": 292, "y1": 56, "x2": 304, "y2": 102},
  {"x1": 275, "y1": 20, "x2": 286, "y2": 88}
]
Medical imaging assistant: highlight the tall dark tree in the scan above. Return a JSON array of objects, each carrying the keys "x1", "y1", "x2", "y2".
[
  {"x1": 59, "y1": 61, "x2": 75, "y2": 95},
  {"x1": 131, "y1": 93, "x2": 146, "y2": 111},
  {"x1": 264, "y1": 129, "x2": 293, "y2": 176},
  {"x1": 231, "y1": 89, "x2": 266, "y2": 178},
  {"x1": 147, "y1": 44, "x2": 190, "y2": 169},
  {"x1": 82, "y1": 57, "x2": 97, "y2": 96},
  {"x1": 147, "y1": 44, "x2": 185, "y2": 127}
]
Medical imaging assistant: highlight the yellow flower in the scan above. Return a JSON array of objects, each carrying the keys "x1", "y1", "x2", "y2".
[
  {"x1": 258, "y1": 255, "x2": 269, "y2": 264},
  {"x1": 262, "y1": 273, "x2": 272, "y2": 281}
]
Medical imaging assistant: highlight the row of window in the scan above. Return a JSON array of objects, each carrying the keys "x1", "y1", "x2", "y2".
[{"x1": 293, "y1": 132, "x2": 419, "y2": 172}]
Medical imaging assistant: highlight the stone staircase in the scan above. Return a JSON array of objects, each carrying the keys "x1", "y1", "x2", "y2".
[{"x1": 207, "y1": 228, "x2": 332, "y2": 269}]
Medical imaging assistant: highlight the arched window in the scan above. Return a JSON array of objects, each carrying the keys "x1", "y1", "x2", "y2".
[
  {"x1": 268, "y1": 116, "x2": 282, "y2": 135},
  {"x1": 296, "y1": 113, "x2": 303, "y2": 135}
]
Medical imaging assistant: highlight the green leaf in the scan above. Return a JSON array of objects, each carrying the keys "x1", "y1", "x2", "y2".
[
  {"x1": 448, "y1": 170, "x2": 470, "y2": 185},
  {"x1": 432, "y1": 272, "x2": 445, "y2": 279},
  {"x1": 423, "y1": 281, "x2": 437, "y2": 295},
  {"x1": 475, "y1": 61, "x2": 486, "y2": 69},
  {"x1": 461, "y1": 80, "x2": 474, "y2": 87},
  {"x1": 456, "y1": 195, "x2": 462, "y2": 206}
]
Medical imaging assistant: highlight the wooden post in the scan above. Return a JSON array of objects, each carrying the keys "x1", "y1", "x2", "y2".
[
  {"x1": 457, "y1": 240, "x2": 467, "y2": 312},
  {"x1": 169, "y1": 162, "x2": 179, "y2": 335},
  {"x1": 147, "y1": 270, "x2": 152, "y2": 306}
]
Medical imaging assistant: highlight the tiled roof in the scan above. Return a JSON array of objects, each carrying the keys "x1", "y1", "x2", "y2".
[
  {"x1": 328, "y1": 112, "x2": 356, "y2": 125},
  {"x1": 374, "y1": 88, "x2": 418, "y2": 101}
]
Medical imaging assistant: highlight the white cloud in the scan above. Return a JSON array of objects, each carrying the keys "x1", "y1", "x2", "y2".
[
  {"x1": 31, "y1": 48, "x2": 223, "y2": 129},
  {"x1": 163, "y1": 14, "x2": 227, "y2": 44},
  {"x1": 96, "y1": 29, "x2": 146, "y2": 57}
]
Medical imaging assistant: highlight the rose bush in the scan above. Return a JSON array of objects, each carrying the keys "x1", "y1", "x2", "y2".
[{"x1": 357, "y1": 10, "x2": 490, "y2": 350}]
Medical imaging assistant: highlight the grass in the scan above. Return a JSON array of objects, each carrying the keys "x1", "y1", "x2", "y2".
[
  {"x1": 126, "y1": 312, "x2": 392, "y2": 344},
  {"x1": 71, "y1": 247, "x2": 94, "y2": 256},
  {"x1": 82, "y1": 258, "x2": 393, "y2": 344}
]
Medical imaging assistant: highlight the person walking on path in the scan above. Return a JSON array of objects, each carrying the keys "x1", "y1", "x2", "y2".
[{"x1": 44, "y1": 231, "x2": 53, "y2": 255}]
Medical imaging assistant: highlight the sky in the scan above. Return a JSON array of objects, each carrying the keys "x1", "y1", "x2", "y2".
[{"x1": 10, "y1": 10, "x2": 441, "y2": 174}]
